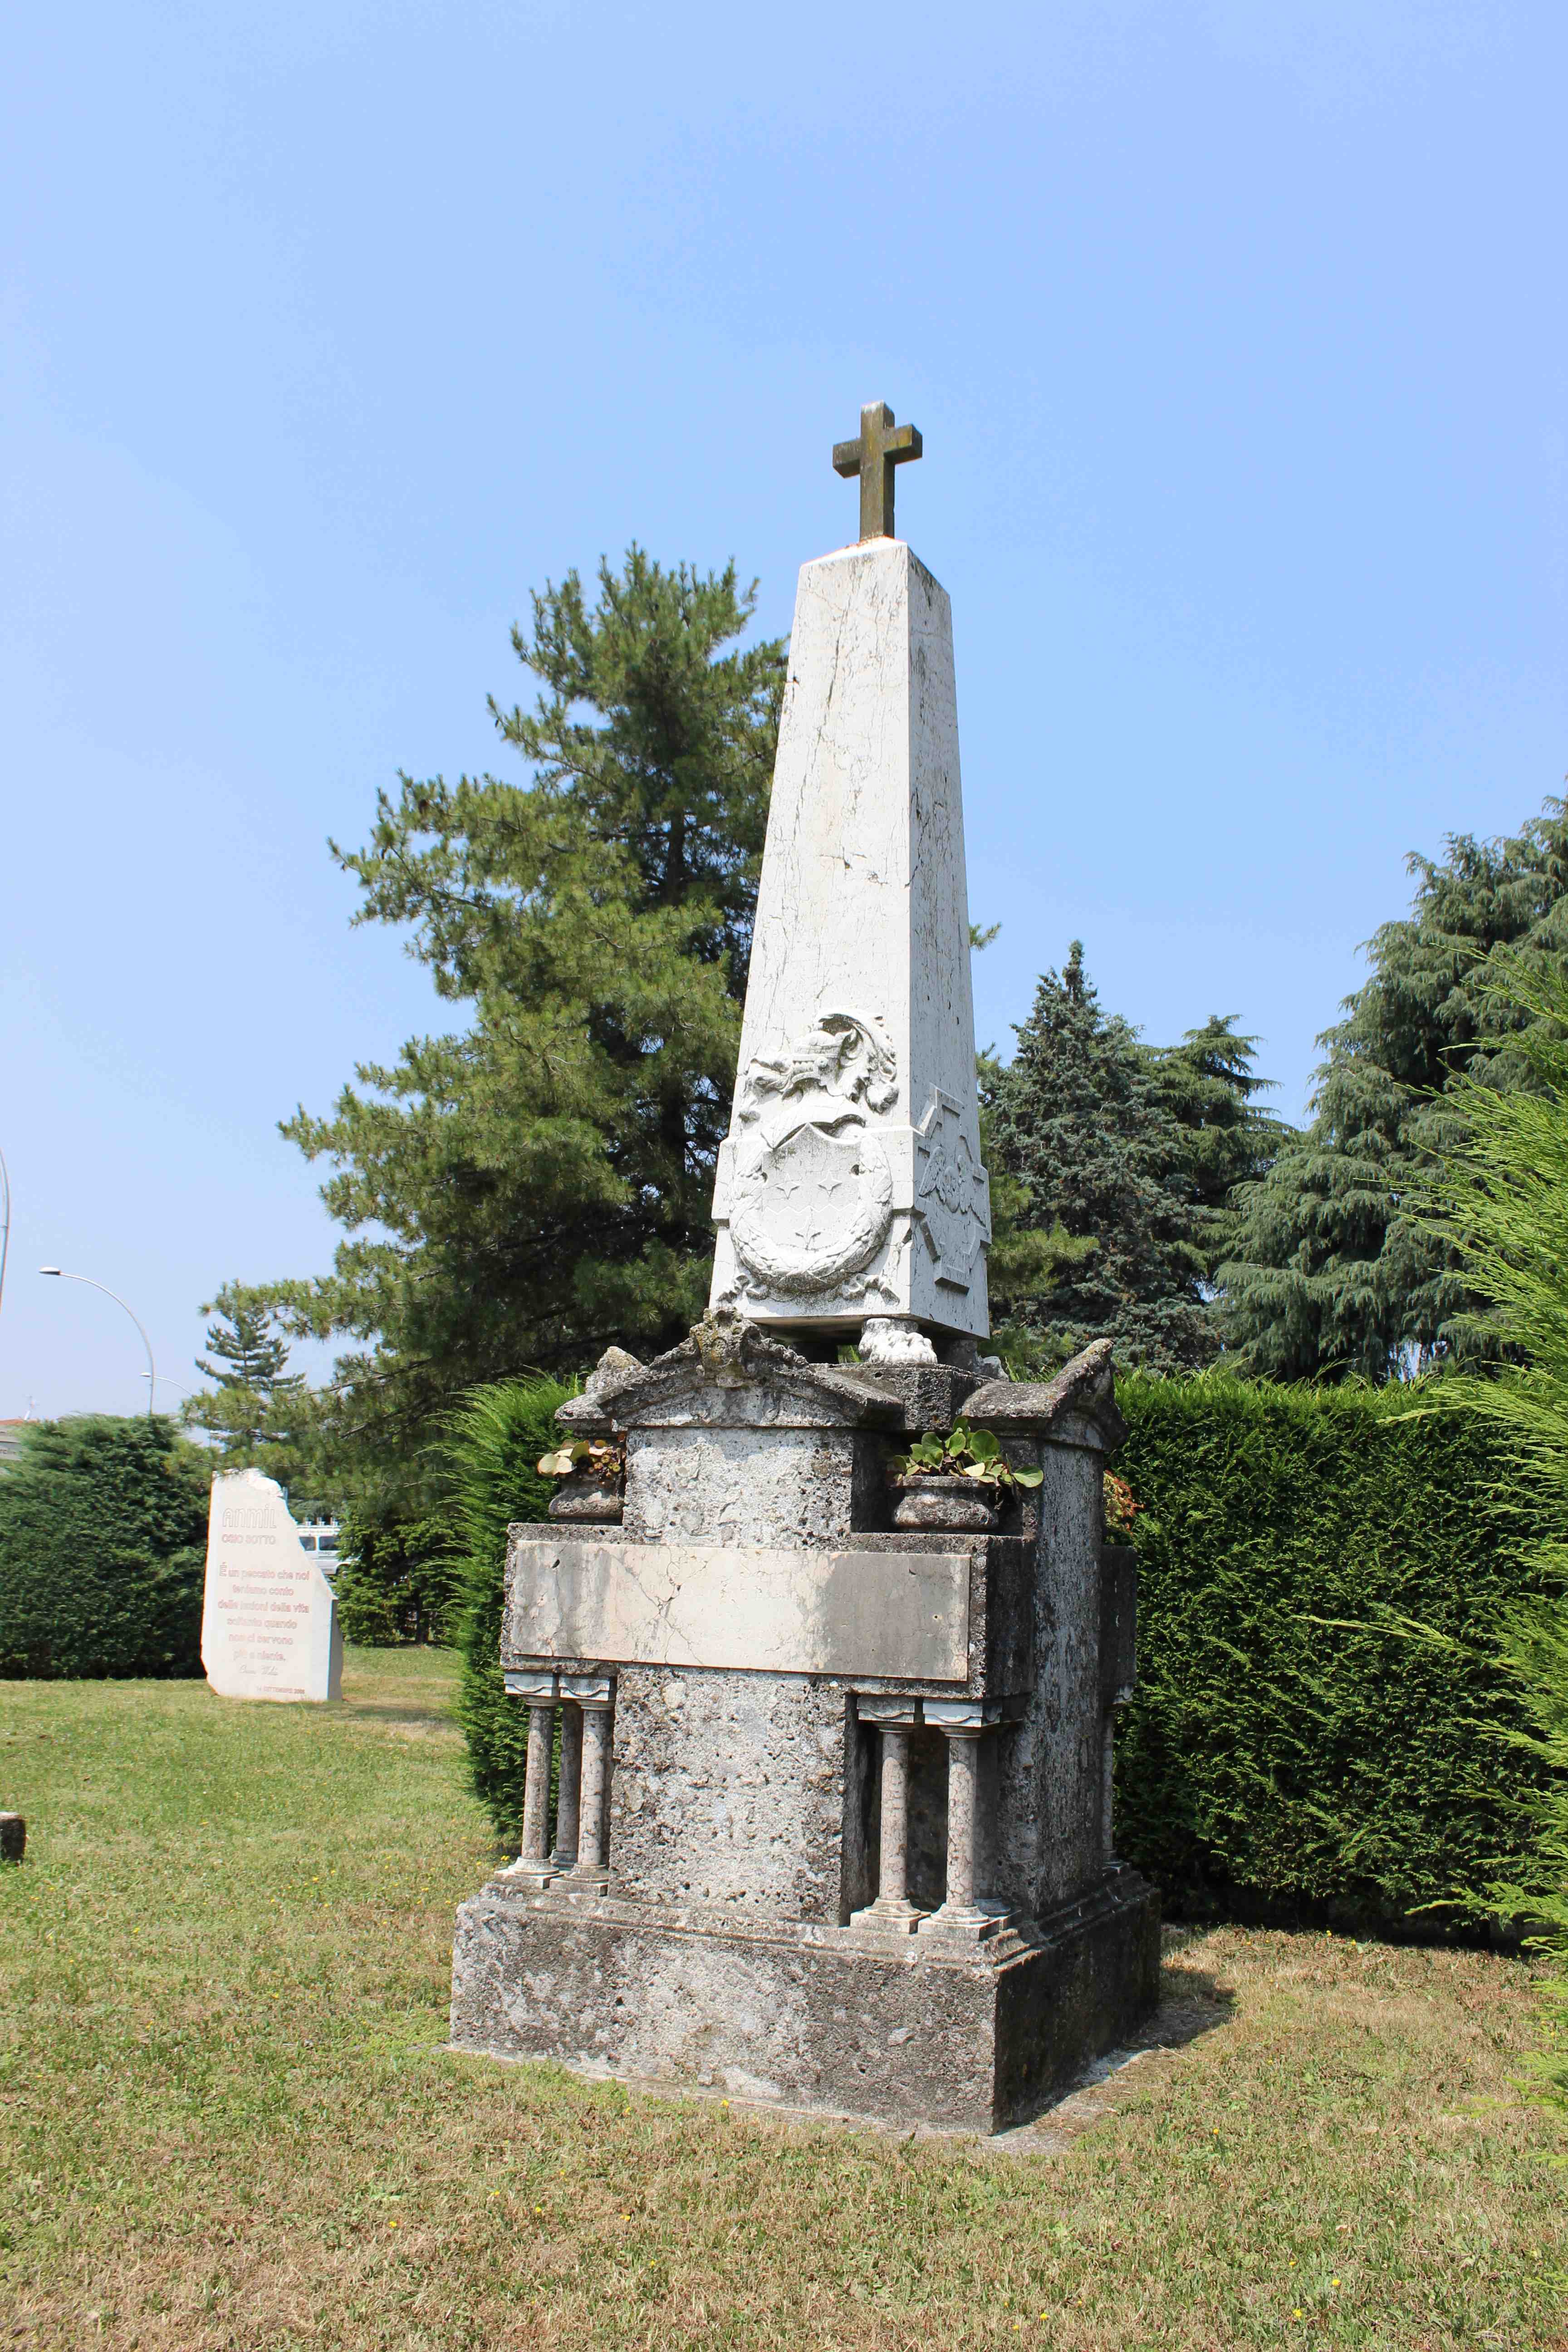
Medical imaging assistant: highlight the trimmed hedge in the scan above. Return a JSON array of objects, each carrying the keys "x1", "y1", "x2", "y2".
[
  {"x1": 447, "y1": 1377, "x2": 572, "y2": 1839},
  {"x1": 0, "y1": 1416, "x2": 210, "y2": 1679},
  {"x1": 332, "y1": 1509, "x2": 461, "y2": 1646},
  {"x1": 1114, "y1": 1374, "x2": 1548, "y2": 1932}
]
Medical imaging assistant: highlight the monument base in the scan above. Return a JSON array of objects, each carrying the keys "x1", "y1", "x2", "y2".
[{"x1": 450, "y1": 1867, "x2": 1159, "y2": 2135}]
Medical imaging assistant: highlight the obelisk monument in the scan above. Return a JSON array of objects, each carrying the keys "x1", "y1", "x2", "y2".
[
  {"x1": 709, "y1": 402, "x2": 991, "y2": 1362},
  {"x1": 448, "y1": 405, "x2": 1159, "y2": 2136}
]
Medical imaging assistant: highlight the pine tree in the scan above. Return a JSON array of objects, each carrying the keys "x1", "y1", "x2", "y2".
[
  {"x1": 182, "y1": 1282, "x2": 307, "y2": 1475},
  {"x1": 987, "y1": 944, "x2": 1221, "y2": 1372},
  {"x1": 260, "y1": 549, "x2": 785, "y2": 1497},
  {"x1": 1221, "y1": 798, "x2": 1568, "y2": 1382},
  {"x1": 977, "y1": 1050, "x2": 1095, "y2": 1374},
  {"x1": 1145, "y1": 1016, "x2": 1294, "y2": 1282}
]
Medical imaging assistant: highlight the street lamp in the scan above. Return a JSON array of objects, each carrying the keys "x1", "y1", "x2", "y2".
[{"x1": 39, "y1": 1268, "x2": 157, "y2": 1416}]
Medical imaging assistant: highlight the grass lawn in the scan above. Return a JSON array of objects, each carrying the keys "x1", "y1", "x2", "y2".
[{"x1": 1, "y1": 1649, "x2": 1563, "y2": 2351}]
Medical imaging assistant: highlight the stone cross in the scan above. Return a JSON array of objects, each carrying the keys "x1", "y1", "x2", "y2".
[{"x1": 833, "y1": 400, "x2": 922, "y2": 541}]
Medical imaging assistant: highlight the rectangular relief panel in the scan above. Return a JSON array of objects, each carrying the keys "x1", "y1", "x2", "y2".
[{"x1": 505, "y1": 1535, "x2": 972, "y2": 1682}]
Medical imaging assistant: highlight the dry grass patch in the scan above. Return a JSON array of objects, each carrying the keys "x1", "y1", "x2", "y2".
[{"x1": 0, "y1": 1649, "x2": 1563, "y2": 2349}]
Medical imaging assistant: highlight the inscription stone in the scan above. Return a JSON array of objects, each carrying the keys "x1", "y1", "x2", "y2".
[
  {"x1": 201, "y1": 1468, "x2": 343, "y2": 1703},
  {"x1": 505, "y1": 1534, "x2": 972, "y2": 1682}
]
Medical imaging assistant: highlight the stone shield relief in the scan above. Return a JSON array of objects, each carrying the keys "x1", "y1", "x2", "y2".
[
  {"x1": 727, "y1": 1013, "x2": 899, "y2": 1301},
  {"x1": 729, "y1": 1120, "x2": 895, "y2": 1295}
]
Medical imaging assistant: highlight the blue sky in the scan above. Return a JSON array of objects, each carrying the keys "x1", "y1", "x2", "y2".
[{"x1": 3, "y1": 0, "x2": 1563, "y2": 1419}]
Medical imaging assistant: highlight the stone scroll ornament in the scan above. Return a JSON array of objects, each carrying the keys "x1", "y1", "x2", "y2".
[{"x1": 727, "y1": 1014, "x2": 901, "y2": 1299}]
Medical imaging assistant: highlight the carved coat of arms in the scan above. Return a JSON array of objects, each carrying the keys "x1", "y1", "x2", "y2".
[{"x1": 726, "y1": 1013, "x2": 899, "y2": 1300}]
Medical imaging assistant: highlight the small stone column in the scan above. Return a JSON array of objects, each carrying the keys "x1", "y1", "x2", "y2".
[
  {"x1": 551, "y1": 1704, "x2": 584, "y2": 1869},
  {"x1": 850, "y1": 1700, "x2": 922, "y2": 1932},
  {"x1": 567, "y1": 1677, "x2": 616, "y2": 1884},
  {"x1": 500, "y1": 1671, "x2": 562, "y2": 1877},
  {"x1": 921, "y1": 1701, "x2": 1011, "y2": 1941},
  {"x1": 520, "y1": 1699, "x2": 557, "y2": 1868}
]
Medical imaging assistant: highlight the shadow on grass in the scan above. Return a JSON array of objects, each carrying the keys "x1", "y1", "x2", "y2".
[
  {"x1": 339, "y1": 1651, "x2": 461, "y2": 1734},
  {"x1": 996, "y1": 1932, "x2": 1238, "y2": 2151}
]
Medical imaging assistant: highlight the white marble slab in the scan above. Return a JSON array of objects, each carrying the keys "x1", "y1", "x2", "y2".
[
  {"x1": 505, "y1": 1535, "x2": 971, "y2": 1681},
  {"x1": 201, "y1": 1469, "x2": 343, "y2": 1702}
]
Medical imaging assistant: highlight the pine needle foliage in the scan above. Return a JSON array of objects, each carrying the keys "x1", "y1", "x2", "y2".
[
  {"x1": 260, "y1": 550, "x2": 784, "y2": 1503},
  {"x1": 181, "y1": 1283, "x2": 308, "y2": 1480},
  {"x1": 444, "y1": 1376, "x2": 573, "y2": 1838},
  {"x1": 1113, "y1": 1373, "x2": 1548, "y2": 1931},
  {"x1": 0, "y1": 1416, "x2": 210, "y2": 1678},
  {"x1": 1221, "y1": 797, "x2": 1568, "y2": 1382},
  {"x1": 1425, "y1": 961, "x2": 1568, "y2": 2117},
  {"x1": 986, "y1": 947, "x2": 1281, "y2": 1371}
]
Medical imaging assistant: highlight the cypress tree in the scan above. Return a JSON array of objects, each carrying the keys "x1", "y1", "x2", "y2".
[{"x1": 0, "y1": 1416, "x2": 210, "y2": 1678}]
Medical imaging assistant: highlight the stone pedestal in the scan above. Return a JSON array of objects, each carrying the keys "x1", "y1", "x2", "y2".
[
  {"x1": 449, "y1": 1320, "x2": 1159, "y2": 2133},
  {"x1": 452, "y1": 1867, "x2": 1157, "y2": 2136}
]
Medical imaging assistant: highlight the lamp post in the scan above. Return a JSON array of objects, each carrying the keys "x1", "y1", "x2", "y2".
[{"x1": 39, "y1": 1269, "x2": 157, "y2": 1416}]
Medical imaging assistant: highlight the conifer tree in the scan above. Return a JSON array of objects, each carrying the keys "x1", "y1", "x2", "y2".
[
  {"x1": 1221, "y1": 798, "x2": 1568, "y2": 1382},
  {"x1": 182, "y1": 1282, "x2": 307, "y2": 1475},
  {"x1": 987, "y1": 944, "x2": 1220, "y2": 1371},
  {"x1": 258, "y1": 549, "x2": 785, "y2": 1494},
  {"x1": 1145, "y1": 1015, "x2": 1293, "y2": 1281}
]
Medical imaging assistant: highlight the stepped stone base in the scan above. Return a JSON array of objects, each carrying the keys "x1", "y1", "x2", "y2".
[{"x1": 450, "y1": 1865, "x2": 1159, "y2": 2135}]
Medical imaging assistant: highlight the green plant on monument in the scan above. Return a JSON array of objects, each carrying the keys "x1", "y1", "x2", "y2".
[
  {"x1": 536, "y1": 1435, "x2": 624, "y2": 1484},
  {"x1": 888, "y1": 1423, "x2": 1043, "y2": 1491}
]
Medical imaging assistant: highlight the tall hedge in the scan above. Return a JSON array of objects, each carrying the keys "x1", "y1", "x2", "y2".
[
  {"x1": 332, "y1": 1508, "x2": 460, "y2": 1646},
  {"x1": 0, "y1": 1416, "x2": 210, "y2": 1679},
  {"x1": 1114, "y1": 1374, "x2": 1547, "y2": 1931},
  {"x1": 446, "y1": 1377, "x2": 572, "y2": 1838}
]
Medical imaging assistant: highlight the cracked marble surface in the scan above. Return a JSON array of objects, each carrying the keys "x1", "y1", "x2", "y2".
[{"x1": 709, "y1": 539, "x2": 990, "y2": 1338}]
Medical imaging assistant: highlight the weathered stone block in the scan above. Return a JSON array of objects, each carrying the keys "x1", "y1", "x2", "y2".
[
  {"x1": 504, "y1": 1535, "x2": 974, "y2": 1682},
  {"x1": 450, "y1": 1868, "x2": 1159, "y2": 2134}
]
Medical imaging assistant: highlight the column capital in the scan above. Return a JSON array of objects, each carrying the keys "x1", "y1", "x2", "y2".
[
  {"x1": 854, "y1": 1694, "x2": 921, "y2": 1729},
  {"x1": 923, "y1": 1698, "x2": 1021, "y2": 1731},
  {"x1": 561, "y1": 1673, "x2": 616, "y2": 1707},
  {"x1": 504, "y1": 1670, "x2": 559, "y2": 1702}
]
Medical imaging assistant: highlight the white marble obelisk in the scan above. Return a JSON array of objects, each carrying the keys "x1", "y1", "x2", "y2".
[{"x1": 710, "y1": 530, "x2": 990, "y2": 1352}]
